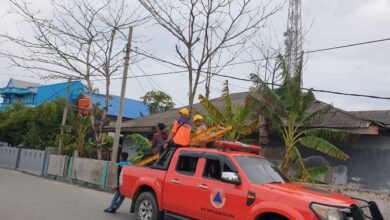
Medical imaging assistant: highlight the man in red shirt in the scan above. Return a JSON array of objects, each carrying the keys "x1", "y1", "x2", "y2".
[{"x1": 151, "y1": 123, "x2": 167, "y2": 154}]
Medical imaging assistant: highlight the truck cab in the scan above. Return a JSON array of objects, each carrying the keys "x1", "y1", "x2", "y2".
[{"x1": 120, "y1": 143, "x2": 384, "y2": 220}]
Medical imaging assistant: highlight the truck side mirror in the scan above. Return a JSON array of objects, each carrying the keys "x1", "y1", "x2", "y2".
[{"x1": 221, "y1": 172, "x2": 241, "y2": 185}]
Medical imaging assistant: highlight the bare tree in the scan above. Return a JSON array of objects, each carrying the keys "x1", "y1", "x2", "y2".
[
  {"x1": 91, "y1": 0, "x2": 147, "y2": 159},
  {"x1": 139, "y1": 0, "x2": 284, "y2": 113},
  {"x1": 249, "y1": 25, "x2": 285, "y2": 89},
  {"x1": 248, "y1": 26, "x2": 284, "y2": 145},
  {"x1": 1, "y1": 0, "x2": 147, "y2": 159}
]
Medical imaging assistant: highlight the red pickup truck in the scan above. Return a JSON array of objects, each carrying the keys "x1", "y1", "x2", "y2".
[{"x1": 120, "y1": 143, "x2": 384, "y2": 220}]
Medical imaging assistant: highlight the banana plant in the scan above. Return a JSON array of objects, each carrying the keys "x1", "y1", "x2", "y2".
[
  {"x1": 247, "y1": 55, "x2": 351, "y2": 182},
  {"x1": 198, "y1": 80, "x2": 258, "y2": 142}
]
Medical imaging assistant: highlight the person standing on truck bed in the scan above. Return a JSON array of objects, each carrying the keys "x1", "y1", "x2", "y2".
[
  {"x1": 191, "y1": 114, "x2": 209, "y2": 148},
  {"x1": 151, "y1": 123, "x2": 167, "y2": 154},
  {"x1": 193, "y1": 114, "x2": 208, "y2": 135},
  {"x1": 164, "y1": 108, "x2": 192, "y2": 149},
  {"x1": 104, "y1": 152, "x2": 130, "y2": 214}
]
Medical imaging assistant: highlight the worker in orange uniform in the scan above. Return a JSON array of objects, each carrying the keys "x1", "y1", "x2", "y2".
[{"x1": 164, "y1": 108, "x2": 192, "y2": 149}]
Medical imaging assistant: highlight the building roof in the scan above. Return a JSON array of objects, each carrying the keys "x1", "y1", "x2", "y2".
[
  {"x1": 108, "y1": 92, "x2": 375, "y2": 133},
  {"x1": 109, "y1": 92, "x2": 248, "y2": 132},
  {"x1": 349, "y1": 110, "x2": 390, "y2": 126},
  {"x1": 305, "y1": 101, "x2": 372, "y2": 129},
  {"x1": 85, "y1": 93, "x2": 149, "y2": 119},
  {"x1": 35, "y1": 81, "x2": 87, "y2": 105},
  {"x1": 2, "y1": 78, "x2": 148, "y2": 119},
  {"x1": 7, "y1": 79, "x2": 42, "y2": 88}
]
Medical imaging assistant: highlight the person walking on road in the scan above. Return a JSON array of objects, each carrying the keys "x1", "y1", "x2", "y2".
[{"x1": 104, "y1": 152, "x2": 130, "y2": 214}]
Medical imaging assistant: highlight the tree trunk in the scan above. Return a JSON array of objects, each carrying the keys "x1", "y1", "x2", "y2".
[
  {"x1": 205, "y1": 58, "x2": 212, "y2": 99},
  {"x1": 258, "y1": 111, "x2": 269, "y2": 145},
  {"x1": 188, "y1": 45, "x2": 194, "y2": 114}
]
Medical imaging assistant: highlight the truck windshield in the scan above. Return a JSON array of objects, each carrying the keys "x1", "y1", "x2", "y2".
[{"x1": 235, "y1": 156, "x2": 289, "y2": 184}]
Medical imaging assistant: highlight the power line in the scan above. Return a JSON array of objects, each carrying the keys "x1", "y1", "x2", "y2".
[
  {"x1": 129, "y1": 68, "x2": 146, "y2": 94},
  {"x1": 216, "y1": 36, "x2": 390, "y2": 67},
  {"x1": 132, "y1": 36, "x2": 390, "y2": 70},
  {"x1": 92, "y1": 70, "x2": 390, "y2": 100},
  {"x1": 210, "y1": 72, "x2": 390, "y2": 100},
  {"x1": 88, "y1": 36, "x2": 390, "y2": 100},
  {"x1": 89, "y1": 36, "x2": 390, "y2": 82},
  {"x1": 135, "y1": 64, "x2": 185, "y2": 106}
]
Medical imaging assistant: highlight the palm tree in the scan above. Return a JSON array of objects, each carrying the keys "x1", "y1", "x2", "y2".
[
  {"x1": 198, "y1": 80, "x2": 258, "y2": 142},
  {"x1": 247, "y1": 56, "x2": 350, "y2": 181}
]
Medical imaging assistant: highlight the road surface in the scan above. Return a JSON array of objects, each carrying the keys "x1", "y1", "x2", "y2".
[{"x1": 0, "y1": 168, "x2": 138, "y2": 220}]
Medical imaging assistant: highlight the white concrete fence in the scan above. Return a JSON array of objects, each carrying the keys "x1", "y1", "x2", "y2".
[{"x1": 0, "y1": 147, "x2": 117, "y2": 190}]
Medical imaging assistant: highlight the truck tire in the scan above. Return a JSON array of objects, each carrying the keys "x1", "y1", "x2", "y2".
[{"x1": 134, "y1": 192, "x2": 164, "y2": 220}]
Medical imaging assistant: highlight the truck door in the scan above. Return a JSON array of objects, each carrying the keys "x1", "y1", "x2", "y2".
[
  {"x1": 193, "y1": 153, "x2": 248, "y2": 220},
  {"x1": 163, "y1": 151, "x2": 202, "y2": 218}
]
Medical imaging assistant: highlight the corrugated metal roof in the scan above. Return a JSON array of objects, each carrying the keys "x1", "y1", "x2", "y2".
[
  {"x1": 86, "y1": 93, "x2": 149, "y2": 119},
  {"x1": 350, "y1": 110, "x2": 390, "y2": 125},
  {"x1": 113, "y1": 93, "x2": 373, "y2": 132},
  {"x1": 2, "y1": 79, "x2": 148, "y2": 119},
  {"x1": 8, "y1": 79, "x2": 42, "y2": 88},
  {"x1": 35, "y1": 81, "x2": 86, "y2": 105}
]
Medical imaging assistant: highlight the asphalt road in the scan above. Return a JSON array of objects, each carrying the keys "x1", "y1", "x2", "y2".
[{"x1": 0, "y1": 168, "x2": 136, "y2": 220}]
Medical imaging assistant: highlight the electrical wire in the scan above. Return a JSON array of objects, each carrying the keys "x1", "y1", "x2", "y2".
[
  {"x1": 136, "y1": 64, "x2": 185, "y2": 106},
  {"x1": 210, "y1": 72, "x2": 390, "y2": 100},
  {"x1": 91, "y1": 68, "x2": 390, "y2": 100},
  {"x1": 132, "y1": 36, "x2": 390, "y2": 71},
  {"x1": 5, "y1": 36, "x2": 390, "y2": 101}
]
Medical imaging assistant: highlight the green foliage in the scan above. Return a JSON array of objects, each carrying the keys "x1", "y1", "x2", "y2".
[
  {"x1": 101, "y1": 134, "x2": 114, "y2": 150},
  {"x1": 248, "y1": 56, "x2": 351, "y2": 182},
  {"x1": 83, "y1": 138, "x2": 97, "y2": 158},
  {"x1": 299, "y1": 136, "x2": 349, "y2": 160},
  {"x1": 295, "y1": 166, "x2": 329, "y2": 184},
  {"x1": 199, "y1": 80, "x2": 257, "y2": 142},
  {"x1": 141, "y1": 90, "x2": 175, "y2": 114},
  {"x1": 64, "y1": 115, "x2": 91, "y2": 157},
  {"x1": 0, "y1": 98, "x2": 113, "y2": 159},
  {"x1": 0, "y1": 100, "x2": 65, "y2": 149},
  {"x1": 127, "y1": 134, "x2": 151, "y2": 163}
]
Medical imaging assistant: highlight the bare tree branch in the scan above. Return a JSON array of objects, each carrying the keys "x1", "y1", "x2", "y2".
[{"x1": 139, "y1": 0, "x2": 284, "y2": 112}]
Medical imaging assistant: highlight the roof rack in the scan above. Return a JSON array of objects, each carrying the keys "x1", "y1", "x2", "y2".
[{"x1": 215, "y1": 141, "x2": 262, "y2": 154}]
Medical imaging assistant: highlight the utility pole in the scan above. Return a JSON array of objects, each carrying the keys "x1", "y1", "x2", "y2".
[
  {"x1": 58, "y1": 77, "x2": 72, "y2": 154},
  {"x1": 112, "y1": 26, "x2": 133, "y2": 162}
]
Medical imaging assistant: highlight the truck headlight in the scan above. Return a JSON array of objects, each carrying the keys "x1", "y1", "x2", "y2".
[{"x1": 310, "y1": 203, "x2": 348, "y2": 220}]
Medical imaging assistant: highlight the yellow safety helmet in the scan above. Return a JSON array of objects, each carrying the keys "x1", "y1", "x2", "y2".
[
  {"x1": 179, "y1": 108, "x2": 189, "y2": 116},
  {"x1": 193, "y1": 114, "x2": 204, "y2": 122}
]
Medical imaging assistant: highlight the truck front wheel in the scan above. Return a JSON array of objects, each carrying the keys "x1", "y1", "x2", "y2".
[{"x1": 134, "y1": 192, "x2": 164, "y2": 220}]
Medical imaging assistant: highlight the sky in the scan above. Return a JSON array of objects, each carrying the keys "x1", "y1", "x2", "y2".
[{"x1": 0, "y1": 0, "x2": 389, "y2": 111}]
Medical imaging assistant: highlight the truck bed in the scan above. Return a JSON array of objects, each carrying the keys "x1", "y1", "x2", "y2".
[{"x1": 120, "y1": 165, "x2": 167, "y2": 199}]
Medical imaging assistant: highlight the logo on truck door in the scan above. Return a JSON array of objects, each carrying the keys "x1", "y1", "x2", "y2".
[{"x1": 210, "y1": 188, "x2": 226, "y2": 209}]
